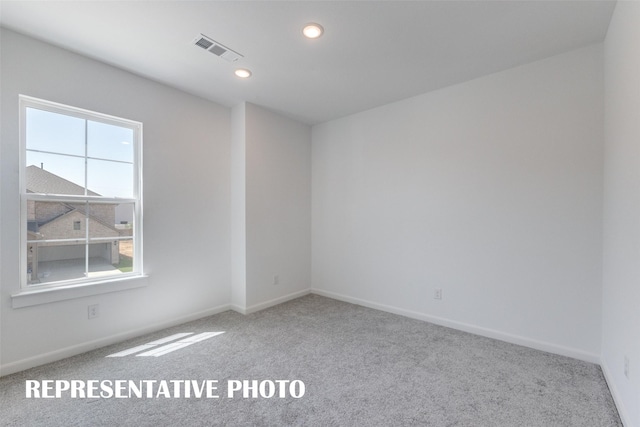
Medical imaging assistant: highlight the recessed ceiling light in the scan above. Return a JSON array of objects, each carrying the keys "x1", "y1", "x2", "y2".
[
  {"x1": 234, "y1": 68, "x2": 252, "y2": 78},
  {"x1": 302, "y1": 23, "x2": 324, "y2": 39}
]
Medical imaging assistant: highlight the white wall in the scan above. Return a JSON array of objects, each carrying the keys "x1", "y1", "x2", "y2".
[
  {"x1": 231, "y1": 103, "x2": 247, "y2": 310},
  {"x1": 1, "y1": 23, "x2": 629, "y2": 422},
  {"x1": 0, "y1": 29, "x2": 232, "y2": 373},
  {"x1": 244, "y1": 103, "x2": 312, "y2": 310},
  {"x1": 312, "y1": 44, "x2": 604, "y2": 362},
  {"x1": 602, "y1": 2, "x2": 640, "y2": 425}
]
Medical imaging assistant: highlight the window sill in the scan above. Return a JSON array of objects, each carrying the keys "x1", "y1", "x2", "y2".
[{"x1": 11, "y1": 274, "x2": 149, "y2": 308}]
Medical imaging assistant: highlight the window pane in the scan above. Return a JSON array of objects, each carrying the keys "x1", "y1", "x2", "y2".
[
  {"x1": 26, "y1": 107, "x2": 85, "y2": 156},
  {"x1": 87, "y1": 242, "x2": 123, "y2": 278},
  {"x1": 26, "y1": 201, "x2": 96, "y2": 285},
  {"x1": 87, "y1": 120, "x2": 134, "y2": 163},
  {"x1": 28, "y1": 243, "x2": 87, "y2": 285},
  {"x1": 112, "y1": 238, "x2": 134, "y2": 274},
  {"x1": 87, "y1": 203, "x2": 133, "y2": 276},
  {"x1": 86, "y1": 202, "x2": 119, "y2": 235},
  {"x1": 87, "y1": 159, "x2": 133, "y2": 198},
  {"x1": 114, "y1": 204, "x2": 135, "y2": 273},
  {"x1": 115, "y1": 203, "x2": 135, "y2": 228},
  {"x1": 26, "y1": 153, "x2": 86, "y2": 195},
  {"x1": 28, "y1": 200, "x2": 87, "y2": 241}
]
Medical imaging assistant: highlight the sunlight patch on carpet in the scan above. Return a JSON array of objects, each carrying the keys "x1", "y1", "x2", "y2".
[{"x1": 106, "y1": 332, "x2": 224, "y2": 358}]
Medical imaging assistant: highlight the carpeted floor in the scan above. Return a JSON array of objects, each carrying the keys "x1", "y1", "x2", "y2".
[{"x1": 0, "y1": 295, "x2": 622, "y2": 426}]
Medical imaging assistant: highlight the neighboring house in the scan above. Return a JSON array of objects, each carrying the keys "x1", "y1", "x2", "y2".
[{"x1": 26, "y1": 165, "x2": 121, "y2": 282}]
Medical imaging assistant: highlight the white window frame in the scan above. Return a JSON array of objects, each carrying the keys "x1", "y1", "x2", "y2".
[{"x1": 14, "y1": 95, "x2": 145, "y2": 306}]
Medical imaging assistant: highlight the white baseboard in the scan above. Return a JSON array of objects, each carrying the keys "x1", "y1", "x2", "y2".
[
  {"x1": 229, "y1": 303, "x2": 247, "y2": 315},
  {"x1": 1, "y1": 289, "x2": 309, "y2": 377},
  {"x1": 0, "y1": 303, "x2": 233, "y2": 377},
  {"x1": 1, "y1": 288, "x2": 605, "y2": 384},
  {"x1": 601, "y1": 359, "x2": 633, "y2": 426},
  {"x1": 310, "y1": 288, "x2": 600, "y2": 364},
  {"x1": 243, "y1": 289, "x2": 311, "y2": 314}
]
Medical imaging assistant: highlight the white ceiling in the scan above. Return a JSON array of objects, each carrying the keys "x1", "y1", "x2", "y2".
[{"x1": 0, "y1": 1, "x2": 615, "y2": 125}]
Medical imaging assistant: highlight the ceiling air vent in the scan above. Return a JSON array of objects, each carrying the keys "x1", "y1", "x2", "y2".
[{"x1": 193, "y1": 34, "x2": 243, "y2": 63}]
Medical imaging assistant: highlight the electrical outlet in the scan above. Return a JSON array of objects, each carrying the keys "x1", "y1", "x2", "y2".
[
  {"x1": 434, "y1": 288, "x2": 442, "y2": 300},
  {"x1": 88, "y1": 304, "x2": 99, "y2": 319},
  {"x1": 624, "y1": 356, "x2": 629, "y2": 379},
  {"x1": 273, "y1": 275, "x2": 279, "y2": 285}
]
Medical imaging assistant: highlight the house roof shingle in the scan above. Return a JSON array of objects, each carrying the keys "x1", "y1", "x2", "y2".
[{"x1": 26, "y1": 165, "x2": 100, "y2": 196}]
